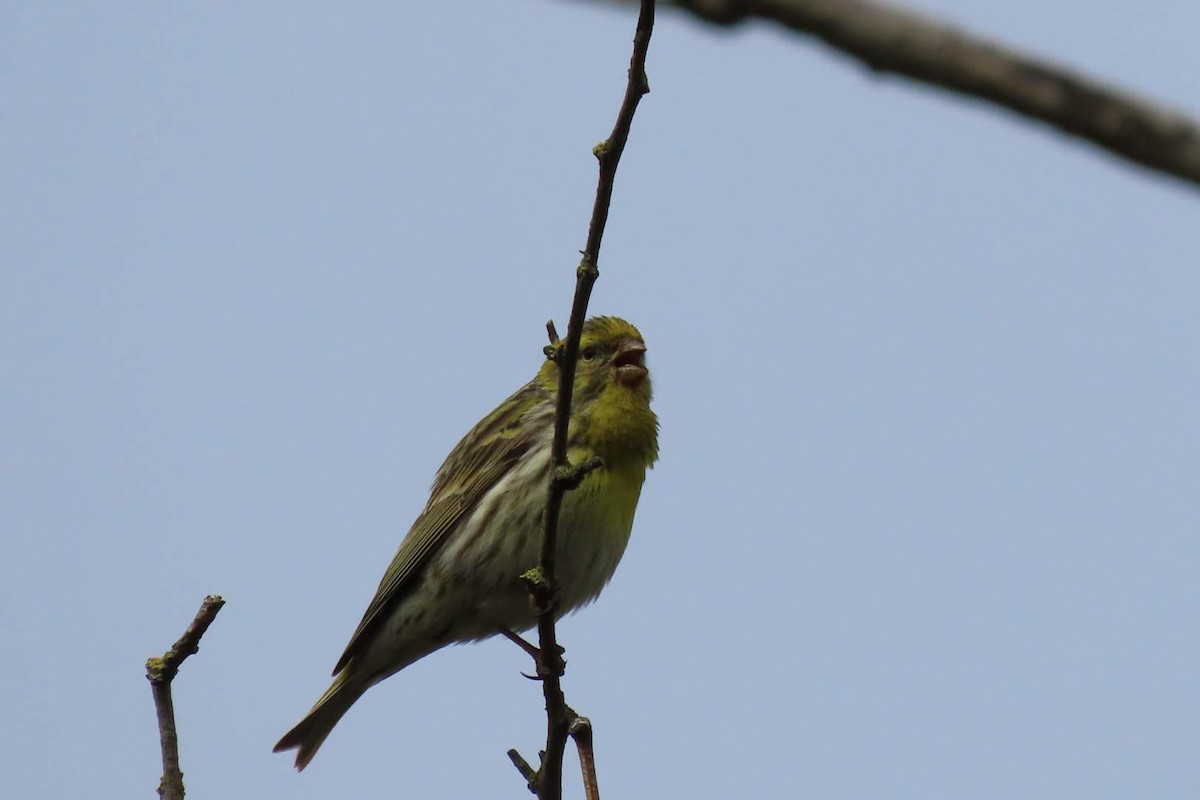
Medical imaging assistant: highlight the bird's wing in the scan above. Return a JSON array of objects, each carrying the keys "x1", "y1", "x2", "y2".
[{"x1": 332, "y1": 380, "x2": 550, "y2": 674}]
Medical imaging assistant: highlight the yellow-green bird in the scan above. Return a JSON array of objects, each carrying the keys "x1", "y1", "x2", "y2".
[{"x1": 274, "y1": 316, "x2": 658, "y2": 770}]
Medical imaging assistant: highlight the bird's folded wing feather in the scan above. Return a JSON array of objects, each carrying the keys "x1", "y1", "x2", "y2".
[{"x1": 331, "y1": 380, "x2": 550, "y2": 674}]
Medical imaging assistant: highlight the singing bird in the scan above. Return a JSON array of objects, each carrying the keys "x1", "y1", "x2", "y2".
[{"x1": 275, "y1": 316, "x2": 658, "y2": 769}]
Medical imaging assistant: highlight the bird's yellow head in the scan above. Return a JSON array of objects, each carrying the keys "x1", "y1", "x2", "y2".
[{"x1": 538, "y1": 316, "x2": 658, "y2": 466}]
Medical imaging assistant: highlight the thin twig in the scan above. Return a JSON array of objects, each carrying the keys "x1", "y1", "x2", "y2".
[
  {"x1": 569, "y1": 715, "x2": 600, "y2": 800},
  {"x1": 507, "y1": 749, "x2": 540, "y2": 794},
  {"x1": 499, "y1": 628, "x2": 544, "y2": 662},
  {"x1": 145, "y1": 595, "x2": 226, "y2": 800},
  {"x1": 518, "y1": 2, "x2": 657, "y2": 799},
  {"x1": 591, "y1": 0, "x2": 1200, "y2": 190}
]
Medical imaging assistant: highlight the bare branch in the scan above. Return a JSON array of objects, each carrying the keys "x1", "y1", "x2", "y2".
[
  {"x1": 508, "y1": 748, "x2": 540, "y2": 794},
  {"x1": 583, "y1": 0, "x2": 1200, "y2": 190},
  {"x1": 569, "y1": 715, "x2": 600, "y2": 800},
  {"x1": 524, "y1": 2, "x2": 657, "y2": 799},
  {"x1": 145, "y1": 595, "x2": 226, "y2": 800}
]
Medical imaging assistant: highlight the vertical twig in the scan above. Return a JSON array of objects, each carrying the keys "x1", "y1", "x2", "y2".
[
  {"x1": 570, "y1": 715, "x2": 600, "y2": 800},
  {"x1": 145, "y1": 595, "x2": 226, "y2": 800},
  {"x1": 512, "y1": 3, "x2": 657, "y2": 800}
]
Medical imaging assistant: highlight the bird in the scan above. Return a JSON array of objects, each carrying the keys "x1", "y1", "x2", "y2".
[{"x1": 274, "y1": 315, "x2": 659, "y2": 770}]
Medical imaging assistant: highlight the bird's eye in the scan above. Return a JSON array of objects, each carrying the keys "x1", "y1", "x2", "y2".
[{"x1": 580, "y1": 346, "x2": 599, "y2": 361}]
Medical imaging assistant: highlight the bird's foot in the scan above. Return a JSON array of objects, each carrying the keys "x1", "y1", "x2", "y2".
[{"x1": 498, "y1": 629, "x2": 566, "y2": 679}]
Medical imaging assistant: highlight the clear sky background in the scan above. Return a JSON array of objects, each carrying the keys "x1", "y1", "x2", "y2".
[{"x1": 3, "y1": 1, "x2": 1197, "y2": 798}]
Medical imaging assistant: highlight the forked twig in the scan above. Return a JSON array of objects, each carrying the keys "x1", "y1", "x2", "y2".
[
  {"x1": 145, "y1": 595, "x2": 225, "y2": 800},
  {"x1": 508, "y1": 2, "x2": 657, "y2": 799}
]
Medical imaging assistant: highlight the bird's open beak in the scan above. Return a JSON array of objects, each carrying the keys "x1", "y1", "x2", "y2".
[{"x1": 612, "y1": 339, "x2": 648, "y2": 387}]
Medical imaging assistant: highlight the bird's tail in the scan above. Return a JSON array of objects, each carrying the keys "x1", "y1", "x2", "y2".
[{"x1": 274, "y1": 672, "x2": 368, "y2": 770}]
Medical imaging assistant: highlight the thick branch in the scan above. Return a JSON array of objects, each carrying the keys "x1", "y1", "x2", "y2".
[
  {"x1": 586, "y1": 0, "x2": 1200, "y2": 190},
  {"x1": 145, "y1": 595, "x2": 225, "y2": 800}
]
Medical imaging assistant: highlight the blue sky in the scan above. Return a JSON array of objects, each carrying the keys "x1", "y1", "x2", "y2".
[{"x1": 3, "y1": 1, "x2": 1197, "y2": 798}]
